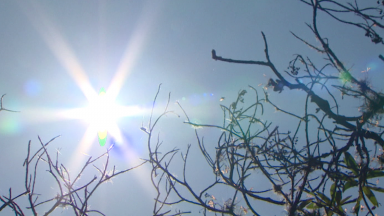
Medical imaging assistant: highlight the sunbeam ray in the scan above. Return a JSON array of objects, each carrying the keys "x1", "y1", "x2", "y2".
[
  {"x1": 17, "y1": 1, "x2": 97, "y2": 101},
  {"x1": 107, "y1": 2, "x2": 161, "y2": 101},
  {"x1": 15, "y1": 1, "x2": 161, "y2": 206}
]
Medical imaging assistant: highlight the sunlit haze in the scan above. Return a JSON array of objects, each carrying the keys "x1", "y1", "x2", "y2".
[{"x1": 0, "y1": 1, "x2": 383, "y2": 215}]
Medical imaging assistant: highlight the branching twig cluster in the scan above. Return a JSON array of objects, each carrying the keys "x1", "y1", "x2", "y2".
[
  {"x1": 145, "y1": 1, "x2": 384, "y2": 216},
  {"x1": 0, "y1": 135, "x2": 146, "y2": 216}
]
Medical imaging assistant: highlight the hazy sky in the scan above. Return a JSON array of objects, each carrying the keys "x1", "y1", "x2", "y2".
[{"x1": 0, "y1": 1, "x2": 383, "y2": 215}]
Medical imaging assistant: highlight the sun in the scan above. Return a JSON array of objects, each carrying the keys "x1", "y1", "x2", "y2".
[
  {"x1": 84, "y1": 88, "x2": 118, "y2": 146},
  {"x1": 76, "y1": 87, "x2": 144, "y2": 146},
  {"x1": 18, "y1": 0, "x2": 159, "y2": 199},
  {"x1": 60, "y1": 86, "x2": 143, "y2": 147}
]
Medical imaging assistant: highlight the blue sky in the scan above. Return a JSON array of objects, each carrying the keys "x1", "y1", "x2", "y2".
[{"x1": 0, "y1": 1, "x2": 383, "y2": 215}]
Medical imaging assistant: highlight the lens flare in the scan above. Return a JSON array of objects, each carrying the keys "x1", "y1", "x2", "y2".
[
  {"x1": 97, "y1": 88, "x2": 108, "y2": 146},
  {"x1": 87, "y1": 88, "x2": 110, "y2": 146}
]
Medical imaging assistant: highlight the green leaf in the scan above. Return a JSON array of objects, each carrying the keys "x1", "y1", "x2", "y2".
[
  {"x1": 304, "y1": 189, "x2": 316, "y2": 197},
  {"x1": 363, "y1": 186, "x2": 378, "y2": 206},
  {"x1": 353, "y1": 197, "x2": 361, "y2": 214},
  {"x1": 339, "y1": 71, "x2": 352, "y2": 83},
  {"x1": 369, "y1": 186, "x2": 384, "y2": 193},
  {"x1": 344, "y1": 152, "x2": 358, "y2": 175},
  {"x1": 337, "y1": 205, "x2": 344, "y2": 214},
  {"x1": 330, "y1": 183, "x2": 336, "y2": 200},
  {"x1": 340, "y1": 195, "x2": 352, "y2": 205},
  {"x1": 335, "y1": 191, "x2": 342, "y2": 205},
  {"x1": 306, "y1": 202, "x2": 320, "y2": 210},
  {"x1": 367, "y1": 170, "x2": 384, "y2": 179},
  {"x1": 316, "y1": 192, "x2": 331, "y2": 205},
  {"x1": 298, "y1": 199, "x2": 313, "y2": 210},
  {"x1": 329, "y1": 172, "x2": 350, "y2": 181},
  {"x1": 343, "y1": 180, "x2": 358, "y2": 192}
]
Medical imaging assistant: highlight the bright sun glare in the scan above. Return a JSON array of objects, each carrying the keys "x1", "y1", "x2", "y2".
[
  {"x1": 20, "y1": 0, "x2": 154, "y2": 151},
  {"x1": 61, "y1": 88, "x2": 144, "y2": 147},
  {"x1": 82, "y1": 88, "x2": 144, "y2": 146},
  {"x1": 85, "y1": 88, "x2": 116, "y2": 146},
  {"x1": 18, "y1": 0, "x2": 159, "y2": 198}
]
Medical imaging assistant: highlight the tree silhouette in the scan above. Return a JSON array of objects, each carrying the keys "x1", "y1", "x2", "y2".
[
  {"x1": 146, "y1": 1, "x2": 384, "y2": 215},
  {"x1": 0, "y1": 95, "x2": 146, "y2": 215},
  {"x1": 2, "y1": 1, "x2": 384, "y2": 215}
]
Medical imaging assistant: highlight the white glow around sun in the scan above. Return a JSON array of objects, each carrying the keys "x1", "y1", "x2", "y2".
[
  {"x1": 85, "y1": 89, "x2": 116, "y2": 133},
  {"x1": 18, "y1": 0, "x2": 159, "y2": 200},
  {"x1": 60, "y1": 89, "x2": 144, "y2": 145}
]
